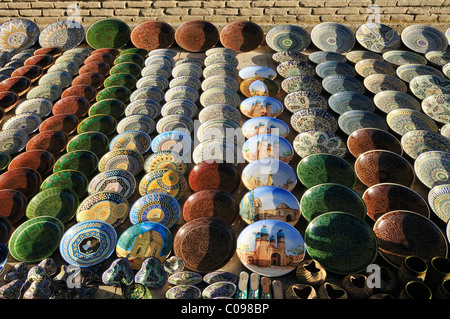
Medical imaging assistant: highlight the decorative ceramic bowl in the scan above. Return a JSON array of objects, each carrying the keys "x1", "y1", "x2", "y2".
[
  {"x1": 98, "y1": 149, "x2": 144, "y2": 176},
  {"x1": 428, "y1": 184, "x2": 450, "y2": 223},
  {"x1": 364, "y1": 73, "x2": 408, "y2": 94},
  {"x1": 172, "y1": 62, "x2": 203, "y2": 79},
  {"x1": 328, "y1": 91, "x2": 375, "y2": 114},
  {"x1": 15, "y1": 97, "x2": 52, "y2": 118},
  {"x1": 266, "y1": 24, "x2": 310, "y2": 52},
  {"x1": 143, "y1": 150, "x2": 188, "y2": 176},
  {"x1": 124, "y1": 98, "x2": 161, "y2": 119},
  {"x1": 239, "y1": 66, "x2": 277, "y2": 81},
  {"x1": 129, "y1": 192, "x2": 180, "y2": 228},
  {"x1": 169, "y1": 76, "x2": 201, "y2": 91},
  {"x1": 26, "y1": 130, "x2": 69, "y2": 156},
  {"x1": 52, "y1": 95, "x2": 90, "y2": 118},
  {"x1": 362, "y1": 182, "x2": 430, "y2": 221},
  {"x1": 296, "y1": 153, "x2": 357, "y2": 188},
  {"x1": 383, "y1": 50, "x2": 427, "y2": 66},
  {"x1": 200, "y1": 87, "x2": 240, "y2": 108},
  {"x1": 273, "y1": 50, "x2": 309, "y2": 63},
  {"x1": 338, "y1": 110, "x2": 389, "y2": 136},
  {"x1": 53, "y1": 150, "x2": 98, "y2": 177},
  {"x1": 283, "y1": 90, "x2": 327, "y2": 112},
  {"x1": 219, "y1": 20, "x2": 264, "y2": 52},
  {"x1": 354, "y1": 150, "x2": 416, "y2": 188},
  {"x1": 40, "y1": 169, "x2": 89, "y2": 199},
  {"x1": 156, "y1": 114, "x2": 194, "y2": 134},
  {"x1": 109, "y1": 130, "x2": 151, "y2": 155},
  {"x1": 13, "y1": 64, "x2": 44, "y2": 82},
  {"x1": 39, "y1": 114, "x2": 79, "y2": 135},
  {"x1": 138, "y1": 75, "x2": 169, "y2": 91},
  {"x1": 59, "y1": 219, "x2": 117, "y2": 267},
  {"x1": 241, "y1": 158, "x2": 297, "y2": 191},
  {"x1": 150, "y1": 131, "x2": 192, "y2": 155},
  {"x1": 193, "y1": 139, "x2": 240, "y2": 165},
  {"x1": 397, "y1": 64, "x2": 444, "y2": 83},
  {"x1": 315, "y1": 61, "x2": 355, "y2": 79},
  {"x1": 241, "y1": 116, "x2": 289, "y2": 139},
  {"x1": 355, "y1": 23, "x2": 401, "y2": 53},
  {"x1": 24, "y1": 54, "x2": 55, "y2": 69},
  {"x1": 322, "y1": 75, "x2": 365, "y2": 95},
  {"x1": 116, "y1": 114, "x2": 155, "y2": 135},
  {"x1": 204, "y1": 53, "x2": 238, "y2": 68},
  {"x1": 85, "y1": 18, "x2": 131, "y2": 49},
  {"x1": 161, "y1": 99, "x2": 198, "y2": 119},
  {"x1": 3, "y1": 112, "x2": 41, "y2": 134},
  {"x1": 290, "y1": 108, "x2": 338, "y2": 134},
  {"x1": 175, "y1": 20, "x2": 219, "y2": 52},
  {"x1": 39, "y1": 20, "x2": 85, "y2": 50},
  {"x1": 409, "y1": 75, "x2": 450, "y2": 100},
  {"x1": 0, "y1": 76, "x2": 32, "y2": 96},
  {"x1": 239, "y1": 96, "x2": 284, "y2": 118},
  {"x1": 401, "y1": 130, "x2": 450, "y2": 159},
  {"x1": 373, "y1": 210, "x2": 447, "y2": 268},
  {"x1": 401, "y1": 24, "x2": 448, "y2": 54},
  {"x1": 373, "y1": 90, "x2": 421, "y2": 113},
  {"x1": 281, "y1": 75, "x2": 322, "y2": 94},
  {"x1": 0, "y1": 129, "x2": 28, "y2": 155},
  {"x1": 197, "y1": 118, "x2": 242, "y2": 143},
  {"x1": 414, "y1": 150, "x2": 450, "y2": 188},
  {"x1": 88, "y1": 169, "x2": 136, "y2": 199},
  {"x1": 421, "y1": 93, "x2": 450, "y2": 124},
  {"x1": 198, "y1": 103, "x2": 241, "y2": 124},
  {"x1": 277, "y1": 60, "x2": 315, "y2": 78},
  {"x1": 347, "y1": 127, "x2": 403, "y2": 158},
  {"x1": 0, "y1": 189, "x2": 27, "y2": 224},
  {"x1": 104, "y1": 73, "x2": 136, "y2": 90},
  {"x1": 27, "y1": 84, "x2": 61, "y2": 101},
  {"x1": 311, "y1": 22, "x2": 355, "y2": 54},
  {"x1": 202, "y1": 282, "x2": 237, "y2": 299},
  {"x1": 0, "y1": 18, "x2": 40, "y2": 50},
  {"x1": 8, "y1": 149, "x2": 55, "y2": 177},
  {"x1": 293, "y1": 130, "x2": 347, "y2": 158},
  {"x1": 201, "y1": 74, "x2": 239, "y2": 92},
  {"x1": 165, "y1": 85, "x2": 199, "y2": 103},
  {"x1": 141, "y1": 64, "x2": 172, "y2": 78},
  {"x1": 139, "y1": 168, "x2": 187, "y2": 200},
  {"x1": 426, "y1": 50, "x2": 450, "y2": 67},
  {"x1": 188, "y1": 161, "x2": 240, "y2": 193},
  {"x1": 386, "y1": 108, "x2": 438, "y2": 136},
  {"x1": 355, "y1": 58, "x2": 396, "y2": 78},
  {"x1": 242, "y1": 133, "x2": 294, "y2": 164},
  {"x1": 77, "y1": 114, "x2": 117, "y2": 136},
  {"x1": 89, "y1": 98, "x2": 125, "y2": 120},
  {"x1": 239, "y1": 77, "x2": 280, "y2": 98},
  {"x1": 130, "y1": 21, "x2": 175, "y2": 51},
  {"x1": 130, "y1": 86, "x2": 164, "y2": 103},
  {"x1": 165, "y1": 285, "x2": 201, "y2": 299},
  {"x1": 305, "y1": 212, "x2": 378, "y2": 274}
]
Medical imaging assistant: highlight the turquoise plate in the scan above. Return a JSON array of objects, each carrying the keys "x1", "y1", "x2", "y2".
[{"x1": 311, "y1": 22, "x2": 355, "y2": 54}]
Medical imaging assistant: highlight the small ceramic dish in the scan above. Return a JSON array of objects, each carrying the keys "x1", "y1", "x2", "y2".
[
  {"x1": 129, "y1": 192, "x2": 180, "y2": 228},
  {"x1": 338, "y1": 110, "x2": 389, "y2": 136}
]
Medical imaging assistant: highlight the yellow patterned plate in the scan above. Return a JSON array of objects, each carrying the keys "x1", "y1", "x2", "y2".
[{"x1": 139, "y1": 168, "x2": 187, "y2": 200}]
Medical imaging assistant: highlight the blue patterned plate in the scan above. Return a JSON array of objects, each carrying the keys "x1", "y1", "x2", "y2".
[
  {"x1": 382, "y1": 50, "x2": 427, "y2": 66},
  {"x1": 26, "y1": 84, "x2": 62, "y2": 101},
  {"x1": 116, "y1": 114, "x2": 155, "y2": 135},
  {"x1": 387, "y1": 108, "x2": 438, "y2": 136},
  {"x1": 311, "y1": 22, "x2": 355, "y2": 54},
  {"x1": 201, "y1": 74, "x2": 239, "y2": 92},
  {"x1": 124, "y1": 98, "x2": 161, "y2": 119},
  {"x1": 204, "y1": 53, "x2": 238, "y2": 67},
  {"x1": 156, "y1": 114, "x2": 194, "y2": 134},
  {"x1": 355, "y1": 23, "x2": 401, "y2": 53},
  {"x1": 139, "y1": 168, "x2": 187, "y2": 200},
  {"x1": 0, "y1": 129, "x2": 28, "y2": 155},
  {"x1": 130, "y1": 86, "x2": 164, "y2": 103},
  {"x1": 109, "y1": 130, "x2": 151, "y2": 155},
  {"x1": 338, "y1": 110, "x2": 388, "y2": 135},
  {"x1": 2, "y1": 112, "x2": 41, "y2": 134},
  {"x1": 373, "y1": 90, "x2": 421, "y2": 113},
  {"x1": 161, "y1": 99, "x2": 198, "y2": 118},
  {"x1": 88, "y1": 169, "x2": 136, "y2": 199},
  {"x1": 59, "y1": 220, "x2": 117, "y2": 267},
  {"x1": 281, "y1": 75, "x2": 322, "y2": 94},
  {"x1": 401, "y1": 24, "x2": 448, "y2": 54},
  {"x1": 415, "y1": 151, "x2": 450, "y2": 188},
  {"x1": 39, "y1": 20, "x2": 85, "y2": 50},
  {"x1": 277, "y1": 60, "x2": 315, "y2": 78},
  {"x1": 266, "y1": 24, "x2": 310, "y2": 52},
  {"x1": 346, "y1": 50, "x2": 383, "y2": 64},
  {"x1": 129, "y1": 192, "x2": 181, "y2": 228},
  {"x1": 322, "y1": 75, "x2": 365, "y2": 95},
  {"x1": 293, "y1": 130, "x2": 347, "y2": 158},
  {"x1": 428, "y1": 184, "x2": 450, "y2": 223},
  {"x1": 169, "y1": 76, "x2": 201, "y2": 91},
  {"x1": 151, "y1": 131, "x2": 192, "y2": 155},
  {"x1": 98, "y1": 149, "x2": 144, "y2": 176},
  {"x1": 328, "y1": 91, "x2": 375, "y2": 114},
  {"x1": 200, "y1": 87, "x2": 240, "y2": 108},
  {"x1": 165, "y1": 85, "x2": 199, "y2": 103},
  {"x1": 0, "y1": 18, "x2": 40, "y2": 50},
  {"x1": 315, "y1": 61, "x2": 355, "y2": 78},
  {"x1": 138, "y1": 75, "x2": 169, "y2": 90},
  {"x1": 401, "y1": 129, "x2": 450, "y2": 159}
]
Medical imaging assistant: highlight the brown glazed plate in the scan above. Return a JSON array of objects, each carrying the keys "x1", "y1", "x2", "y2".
[
  {"x1": 175, "y1": 20, "x2": 220, "y2": 52},
  {"x1": 188, "y1": 161, "x2": 241, "y2": 193},
  {"x1": 0, "y1": 91, "x2": 19, "y2": 112},
  {"x1": 182, "y1": 189, "x2": 240, "y2": 225},
  {"x1": 220, "y1": 21, "x2": 265, "y2": 52},
  {"x1": 11, "y1": 65, "x2": 44, "y2": 82},
  {"x1": 24, "y1": 54, "x2": 54, "y2": 69},
  {"x1": 0, "y1": 167, "x2": 42, "y2": 200},
  {"x1": 347, "y1": 127, "x2": 403, "y2": 158},
  {"x1": 26, "y1": 130, "x2": 69, "y2": 156},
  {"x1": 84, "y1": 52, "x2": 115, "y2": 66},
  {"x1": 39, "y1": 113, "x2": 80, "y2": 135},
  {"x1": 362, "y1": 182, "x2": 430, "y2": 221},
  {"x1": 91, "y1": 48, "x2": 121, "y2": 58},
  {"x1": 52, "y1": 96, "x2": 91, "y2": 118},
  {"x1": 373, "y1": 210, "x2": 448, "y2": 268},
  {"x1": 33, "y1": 47, "x2": 63, "y2": 58},
  {"x1": 131, "y1": 21, "x2": 175, "y2": 51},
  {"x1": 173, "y1": 216, "x2": 237, "y2": 273},
  {"x1": 8, "y1": 149, "x2": 55, "y2": 177},
  {"x1": 71, "y1": 72, "x2": 105, "y2": 90},
  {"x1": 0, "y1": 76, "x2": 31, "y2": 96},
  {"x1": 78, "y1": 61, "x2": 111, "y2": 76},
  {"x1": 61, "y1": 85, "x2": 97, "y2": 102},
  {"x1": 0, "y1": 189, "x2": 27, "y2": 225}
]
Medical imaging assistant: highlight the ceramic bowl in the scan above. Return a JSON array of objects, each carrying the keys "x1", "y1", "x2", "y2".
[
  {"x1": 401, "y1": 130, "x2": 450, "y2": 160},
  {"x1": 2, "y1": 112, "x2": 41, "y2": 134},
  {"x1": 143, "y1": 150, "x2": 188, "y2": 176},
  {"x1": 89, "y1": 99, "x2": 125, "y2": 120},
  {"x1": 0, "y1": 167, "x2": 42, "y2": 200},
  {"x1": 296, "y1": 153, "x2": 357, "y2": 189},
  {"x1": 156, "y1": 114, "x2": 194, "y2": 134},
  {"x1": 322, "y1": 75, "x2": 365, "y2": 95},
  {"x1": 52, "y1": 96, "x2": 90, "y2": 118},
  {"x1": 428, "y1": 184, "x2": 450, "y2": 223},
  {"x1": 0, "y1": 91, "x2": 19, "y2": 112},
  {"x1": 239, "y1": 77, "x2": 280, "y2": 98},
  {"x1": 387, "y1": 108, "x2": 438, "y2": 136},
  {"x1": 347, "y1": 127, "x2": 403, "y2": 158},
  {"x1": 363, "y1": 73, "x2": 408, "y2": 94},
  {"x1": 241, "y1": 158, "x2": 297, "y2": 191},
  {"x1": 98, "y1": 149, "x2": 144, "y2": 176},
  {"x1": 124, "y1": 98, "x2": 161, "y2": 119},
  {"x1": 138, "y1": 75, "x2": 169, "y2": 90},
  {"x1": 219, "y1": 20, "x2": 264, "y2": 52},
  {"x1": 239, "y1": 65, "x2": 277, "y2": 81},
  {"x1": 8, "y1": 149, "x2": 55, "y2": 177},
  {"x1": 169, "y1": 76, "x2": 201, "y2": 91},
  {"x1": 409, "y1": 75, "x2": 450, "y2": 100},
  {"x1": 79, "y1": 61, "x2": 110, "y2": 76},
  {"x1": 104, "y1": 73, "x2": 136, "y2": 90},
  {"x1": 11, "y1": 65, "x2": 43, "y2": 82},
  {"x1": 290, "y1": 108, "x2": 338, "y2": 134},
  {"x1": 309, "y1": 50, "x2": 347, "y2": 64},
  {"x1": 172, "y1": 62, "x2": 203, "y2": 79},
  {"x1": 0, "y1": 76, "x2": 32, "y2": 96},
  {"x1": 373, "y1": 210, "x2": 448, "y2": 268},
  {"x1": 362, "y1": 182, "x2": 430, "y2": 221},
  {"x1": 204, "y1": 53, "x2": 238, "y2": 68},
  {"x1": 305, "y1": 212, "x2": 378, "y2": 274},
  {"x1": 283, "y1": 90, "x2": 327, "y2": 113},
  {"x1": 53, "y1": 150, "x2": 98, "y2": 177},
  {"x1": 198, "y1": 104, "x2": 241, "y2": 124},
  {"x1": 396, "y1": 64, "x2": 444, "y2": 83},
  {"x1": 315, "y1": 61, "x2": 355, "y2": 78},
  {"x1": 311, "y1": 22, "x2": 355, "y2": 54},
  {"x1": 0, "y1": 189, "x2": 28, "y2": 224},
  {"x1": 425, "y1": 50, "x2": 450, "y2": 67},
  {"x1": 26, "y1": 130, "x2": 69, "y2": 156},
  {"x1": 188, "y1": 161, "x2": 240, "y2": 193},
  {"x1": 401, "y1": 24, "x2": 448, "y2": 54},
  {"x1": 201, "y1": 74, "x2": 239, "y2": 92},
  {"x1": 383, "y1": 50, "x2": 428, "y2": 66},
  {"x1": 200, "y1": 87, "x2": 240, "y2": 108},
  {"x1": 0, "y1": 129, "x2": 28, "y2": 155},
  {"x1": 354, "y1": 59, "x2": 396, "y2": 78},
  {"x1": 414, "y1": 150, "x2": 450, "y2": 188},
  {"x1": 130, "y1": 86, "x2": 164, "y2": 103},
  {"x1": 72, "y1": 72, "x2": 106, "y2": 90},
  {"x1": 354, "y1": 150, "x2": 416, "y2": 188},
  {"x1": 328, "y1": 91, "x2": 376, "y2": 114},
  {"x1": 277, "y1": 60, "x2": 315, "y2": 78},
  {"x1": 96, "y1": 86, "x2": 132, "y2": 103},
  {"x1": 266, "y1": 24, "x2": 310, "y2": 52},
  {"x1": 77, "y1": 114, "x2": 117, "y2": 136},
  {"x1": 421, "y1": 93, "x2": 450, "y2": 124},
  {"x1": 355, "y1": 23, "x2": 401, "y2": 53},
  {"x1": 116, "y1": 114, "x2": 155, "y2": 135},
  {"x1": 281, "y1": 75, "x2": 322, "y2": 94},
  {"x1": 175, "y1": 20, "x2": 219, "y2": 52},
  {"x1": 161, "y1": 99, "x2": 198, "y2": 119},
  {"x1": 109, "y1": 130, "x2": 151, "y2": 155},
  {"x1": 150, "y1": 130, "x2": 192, "y2": 155},
  {"x1": 293, "y1": 130, "x2": 347, "y2": 158},
  {"x1": 138, "y1": 168, "x2": 187, "y2": 200},
  {"x1": 130, "y1": 21, "x2": 175, "y2": 51},
  {"x1": 39, "y1": 113, "x2": 79, "y2": 135},
  {"x1": 242, "y1": 133, "x2": 294, "y2": 164},
  {"x1": 197, "y1": 118, "x2": 242, "y2": 143},
  {"x1": 373, "y1": 90, "x2": 421, "y2": 114},
  {"x1": 239, "y1": 96, "x2": 284, "y2": 118},
  {"x1": 165, "y1": 85, "x2": 199, "y2": 103},
  {"x1": 15, "y1": 97, "x2": 53, "y2": 118},
  {"x1": 61, "y1": 84, "x2": 97, "y2": 102},
  {"x1": 338, "y1": 110, "x2": 389, "y2": 136},
  {"x1": 241, "y1": 116, "x2": 289, "y2": 139},
  {"x1": 192, "y1": 139, "x2": 240, "y2": 165},
  {"x1": 130, "y1": 191, "x2": 180, "y2": 228},
  {"x1": 66, "y1": 131, "x2": 110, "y2": 157},
  {"x1": 40, "y1": 169, "x2": 89, "y2": 199}
]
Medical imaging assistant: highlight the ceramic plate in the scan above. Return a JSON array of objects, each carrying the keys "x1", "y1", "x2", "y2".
[
  {"x1": 88, "y1": 99, "x2": 125, "y2": 120},
  {"x1": 239, "y1": 77, "x2": 280, "y2": 98},
  {"x1": 198, "y1": 104, "x2": 241, "y2": 124},
  {"x1": 85, "y1": 18, "x2": 130, "y2": 49},
  {"x1": 355, "y1": 23, "x2": 401, "y2": 53},
  {"x1": 138, "y1": 75, "x2": 169, "y2": 90},
  {"x1": 236, "y1": 219, "x2": 305, "y2": 277},
  {"x1": 161, "y1": 99, "x2": 198, "y2": 119},
  {"x1": 2, "y1": 112, "x2": 41, "y2": 134},
  {"x1": 305, "y1": 212, "x2": 378, "y2": 274},
  {"x1": 59, "y1": 220, "x2": 117, "y2": 267},
  {"x1": 156, "y1": 114, "x2": 194, "y2": 134},
  {"x1": 124, "y1": 98, "x2": 161, "y2": 119},
  {"x1": 266, "y1": 24, "x2": 310, "y2": 52},
  {"x1": 322, "y1": 75, "x2": 365, "y2": 95},
  {"x1": 88, "y1": 169, "x2": 136, "y2": 199},
  {"x1": 109, "y1": 130, "x2": 151, "y2": 155},
  {"x1": 308, "y1": 51, "x2": 346, "y2": 64},
  {"x1": 0, "y1": 18, "x2": 40, "y2": 50},
  {"x1": 27, "y1": 84, "x2": 62, "y2": 101},
  {"x1": 363, "y1": 74, "x2": 407, "y2": 94},
  {"x1": 425, "y1": 50, "x2": 450, "y2": 67},
  {"x1": 290, "y1": 108, "x2": 338, "y2": 134},
  {"x1": 139, "y1": 168, "x2": 187, "y2": 200},
  {"x1": 173, "y1": 63, "x2": 203, "y2": 79},
  {"x1": 421, "y1": 93, "x2": 450, "y2": 124},
  {"x1": 311, "y1": 22, "x2": 355, "y2": 53},
  {"x1": 293, "y1": 130, "x2": 347, "y2": 158},
  {"x1": 15, "y1": 97, "x2": 53, "y2": 118},
  {"x1": 401, "y1": 130, "x2": 450, "y2": 159},
  {"x1": 192, "y1": 139, "x2": 240, "y2": 165},
  {"x1": 143, "y1": 150, "x2": 188, "y2": 176},
  {"x1": 201, "y1": 74, "x2": 239, "y2": 92},
  {"x1": 77, "y1": 114, "x2": 117, "y2": 136},
  {"x1": 241, "y1": 116, "x2": 289, "y2": 139},
  {"x1": 283, "y1": 90, "x2": 327, "y2": 113},
  {"x1": 0, "y1": 129, "x2": 28, "y2": 155},
  {"x1": 26, "y1": 129, "x2": 68, "y2": 156},
  {"x1": 346, "y1": 50, "x2": 383, "y2": 64},
  {"x1": 197, "y1": 118, "x2": 242, "y2": 143},
  {"x1": 338, "y1": 110, "x2": 388, "y2": 135},
  {"x1": 382, "y1": 50, "x2": 427, "y2": 66},
  {"x1": 414, "y1": 150, "x2": 450, "y2": 188},
  {"x1": 200, "y1": 87, "x2": 240, "y2": 108},
  {"x1": 315, "y1": 61, "x2": 355, "y2": 78},
  {"x1": 354, "y1": 58, "x2": 396, "y2": 78},
  {"x1": 281, "y1": 75, "x2": 322, "y2": 94},
  {"x1": 40, "y1": 169, "x2": 89, "y2": 199},
  {"x1": 273, "y1": 50, "x2": 309, "y2": 63},
  {"x1": 165, "y1": 85, "x2": 199, "y2": 103},
  {"x1": 204, "y1": 53, "x2": 238, "y2": 67},
  {"x1": 98, "y1": 149, "x2": 144, "y2": 176},
  {"x1": 277, "y1": 60, "x2": 315, "y2": 78},
  {"x1": 169, "y1": 76, "x2": 201, "y2": 91},
  {"x1": 410, "y1": 75, "x2": 450, "y2": 100},
  {"x1": 53, "y1": 150, "x2": 98, "y2": 177},
  {"x1": 239, "y1": 96, "x2": 284, "y2": 118},
  {"x1": 396, "y1": 64, "x2": 444, "y2": 83},
  {"x1": 203, "y1": 63, "x2": 238, "y2": 79},
  {"x1": 130, "y1": 86, "x2": 164, "y2": 103},
  {"x1": 76, "y1": 191, "x2": 129, "y2": 228},
  {"x1": 39, "y1": 70, "x2": 72, "y2": 89},
  {"x1": 347, "y1": 127, "x2": 403, "y2": 158},
  {"x1": 241, "y1": 159, "x2": 297, "y2": 191},
  {"x1": 151, "y1": 131, "x2": 192, "y2": 156},
  {"x1": 401, "y1": 24, "x2": 448, "y2": 54},
  {"x1": 328, "y1": 91, "x2": 375, "y2": 114},
  {"x1": 129, "y1": 192, "x2": 180, "y2": 228},
  {"x1": 9, "y1": 216, "x2": 64, "y2": 262},
  {"x1": 443, "y1": 123, "x2": 450, "y2": 139},
  {"x1": 39, "y1": 20, "x2": 85, "y2": 50},
  {"x1": 387, "y1": 108, "x2": 438, "y2": 136},
  {"x1": 373, "y1": 90, "x2": 421, "y2": 113},
  {"x1": 239, "y1": 66, "x2": 277, "y2": 81},
  {"x1": 116, "y1": 114, "x2": 155, "y2": 135},
  {"x1": 242, "y1": 133, "x2": 294, "y2": 164},
  {"x1": 428, "y1": 184, "x2": 450, "y2": 223}
]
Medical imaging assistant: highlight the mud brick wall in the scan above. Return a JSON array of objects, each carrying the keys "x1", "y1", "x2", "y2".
[{"x1": 0, "y1": 0, "x2": 449, "y2": 31}]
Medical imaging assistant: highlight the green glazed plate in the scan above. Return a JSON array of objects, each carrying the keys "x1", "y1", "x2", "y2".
[
  {"x1": 41, "y1": 169, "x2": 89, "y2": 199},
  {"x1": 104, "y1": 73, "x2": 137, "y2": 90},
  {"x1": 0, "y1": 151, "x2": 11, "y2": 171},
  {"x1": 77, "y1": 114, "x2": 117, "y2": 136},
  {"x1": 88, "y1": 99, "x2": 126, "y2": 120},
  {"x1": 25, "y1": 187, "x2": 79, "y2": 224},
  {"x1": 120, "y1": 48, "x2": 148, "y2": 57},
  {"x1": 8, "y1": 216, "x2": 65, "y2": 263},
  {"x1": 53, "y1": 150, "x2": 99, "y2": 177},
  {"x1": 296, "y1": 153, "x2": 357, "y2": 188},
  {"x1": 85, "y1": 18, "x2": 131, "y2": 49},
  {"x1": 110, "y1": 62, "x2": 141, "y2": 78},
  {"x1": 305, "y1": 212, "x2": 378, "y2": 274},
  {"x1": 114, "y1": 53, "x2": 144, "y2": 66},
  {"x1": 96, "y1": 86, "x2": 131, "y2": 103},
  {"x1": 67, "y1": 131, "x2": 110, "y2": 157}
]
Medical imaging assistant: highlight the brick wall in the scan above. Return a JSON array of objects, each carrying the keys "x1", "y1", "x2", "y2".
[{"x1": 0, "y1": 0, "x2": 449, "y2": 32}]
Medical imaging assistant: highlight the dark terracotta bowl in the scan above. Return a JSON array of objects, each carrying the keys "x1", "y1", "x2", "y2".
[
  {"x1": 374, "y1": 210, "x2": 448, "y2": 268},
  {"x1": 0, "y1": 189, "x2": 27, "y2": 225},
  {"x1": 188, "y1": 161, "x2": 241, "y2": 193},
  {"x1": 0, "y1": 91, "x2": 19, "y2": 112},
  {"x1": 24, "y1": 54, "x2": 54, "y2": 69},
  {"x1": 11, "y1": 65, "x2": 44, "y2": 83},
  {"x1": 175, "y1": 20, "x2": 219, "y2": 52},
  {"x1": 8, "y1": 149, "x2": 55, "y2": 177},
  {"x1": 26, "y1": 130, "x2": 69, "y2": 156},
  {"x1": 347, "y1": 127, "x2": 403, "y2": 158},
  {"x1": 0, "y1": 76, "x2": 31, "y2": 96},
  {"x1": 79, "y1": 61, "x2": 110, "y2": 77},
  {"x1": 91, "y1": 48, "x2": 120, "y2": 58},
  {"x1": 220, "y1": 20, "x2": 265, "y2": 52},
  {"x1": 362, "y1": 182, "x2": 430, "y2": 221},
  {"x1": 354, "y1": 150, "x2": 415, "y2": 188},
  {"x1": 71, "y1": 72, "x2": 105, "y2": 90},
  {"x1": 0, "y1": 167, "x2": 42, "y2": 200},
  {"x1": 39, "y1": 113, "x2": 80, "y2": 135},
  {"x1": 84, "y1": 52, "x2": 115, "y2": 66},
  {"x1": 182, "y1": 189, "x2": 240, "y2": 225},
  {"x1": 34, "y1": 47, "x2": 63, "y2": 58},
  {"x1": 61, "y1": 85, "x2": 97, "y2": 102},
  {"x1": 131, "y1": 21, "x2": 175, "y2": 51},
  {"x1": 0, "y1": 216, "x2": 13, "y2": 243},
  {"x1": 52, "y1": 96, "x2": 91, "y2": 118}
]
